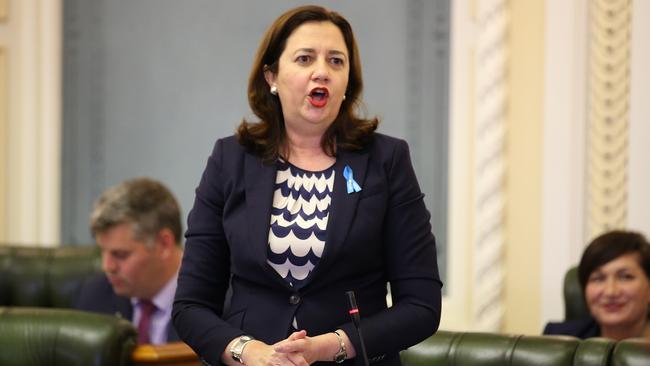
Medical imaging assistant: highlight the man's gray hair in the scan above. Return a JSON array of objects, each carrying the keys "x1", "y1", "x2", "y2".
[{"x1": 90, "y1": 177, "x2": 183, "y2": 246}]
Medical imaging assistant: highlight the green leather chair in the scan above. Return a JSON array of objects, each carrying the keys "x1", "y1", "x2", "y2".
[
  {"x1": 564, "y1": 266, "x2": 590, "y2": 321},
  {"x1": 0, "y1": 307, "x2": 137, "y2": 366},
  {"x1": 0, "y1": 245, "x2": 101, "y2": 307}
]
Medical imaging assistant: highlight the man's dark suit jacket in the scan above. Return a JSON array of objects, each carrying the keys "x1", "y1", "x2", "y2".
[
  {"x1": 173, "y1": 134, "x2": 443, "y2": 366},
  {"x1": 543, "y1": 317, "x2": 600, "y2": 339},
  {"x1": 76, "y1": 273, "x2": 180, "y2": 343}
]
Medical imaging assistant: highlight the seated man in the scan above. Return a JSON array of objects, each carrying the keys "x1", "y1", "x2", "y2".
[{"x1": 76, "y1": 177, "x2": 183, "y2": 344}]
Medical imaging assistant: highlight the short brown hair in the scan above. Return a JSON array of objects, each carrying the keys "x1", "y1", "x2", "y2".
[
  {"x1": 578, "y1": 230, "x2": 650, "y2": 290},
  {"x1": 90, "y1": 177, "x2": 183, "y2": 246},
  {"x1": 237, "y1": 5, "x2": 378, "y2": 163}
]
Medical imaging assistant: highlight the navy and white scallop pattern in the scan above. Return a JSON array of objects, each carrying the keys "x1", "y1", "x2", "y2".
[{"x1": 267, "y1": 161, "x2": 335, "y2": 289}]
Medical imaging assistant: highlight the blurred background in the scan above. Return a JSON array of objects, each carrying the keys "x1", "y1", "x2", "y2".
[{"x1": 0, "y1": 0, "x2": 648, "y2": 337}]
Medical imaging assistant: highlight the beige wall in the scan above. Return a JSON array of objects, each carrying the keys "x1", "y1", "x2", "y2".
[
  {"x1": 0, "y1": 0, "x2": 8, "y2": 241},
  {"x1": 504, "y1": 0, "x2": 544, "y2": 334},
  {"x1": 0, "y1": 48, "x2": 5, "y2": 241}
]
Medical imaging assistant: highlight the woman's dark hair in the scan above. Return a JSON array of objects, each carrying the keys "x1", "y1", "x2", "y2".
[
  {"x1": 237, "y1": 5, "x2": 378, "y2": 163},
  {"x1": 578, "y1": 230, "x2": 650, "y2": 290}
]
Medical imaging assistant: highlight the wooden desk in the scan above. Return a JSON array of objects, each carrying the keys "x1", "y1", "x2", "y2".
[{"x1": 132, "y1": 342, "x2": 201, "y2": 366}]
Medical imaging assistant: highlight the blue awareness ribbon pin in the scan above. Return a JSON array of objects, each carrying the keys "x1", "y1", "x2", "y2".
[{"x1": 343, "y1": 165, "x2": 362, "y2": 194}]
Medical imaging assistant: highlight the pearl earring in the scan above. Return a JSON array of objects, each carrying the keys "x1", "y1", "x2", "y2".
[
  {"x1": 343, "y1": 94, "x2": 346, "y2": 101},
  {"x1": 270, "y1": 85, "x2": 278, "y2": 95}
]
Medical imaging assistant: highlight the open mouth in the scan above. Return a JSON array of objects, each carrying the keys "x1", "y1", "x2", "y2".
[{"x1": 308, "y1": 87, "x2": 329, "y2": 108}]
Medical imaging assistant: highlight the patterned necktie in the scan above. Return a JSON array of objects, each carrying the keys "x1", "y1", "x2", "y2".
[{"x1": 137, "y1": 299, "x2": 157, "y2": 344}]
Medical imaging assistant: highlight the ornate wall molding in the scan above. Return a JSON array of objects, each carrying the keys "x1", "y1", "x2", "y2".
[
  {"x1": 471, "y1": 0, "x2": 509, "y2": 332},
  {"x1": 586, "y1": 0, "x2": 631, "y2": 238}
]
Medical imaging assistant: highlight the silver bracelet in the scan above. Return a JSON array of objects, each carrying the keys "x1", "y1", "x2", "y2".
[{"x1": 332, "y1": 330, "x2": 347, "y2": 363}]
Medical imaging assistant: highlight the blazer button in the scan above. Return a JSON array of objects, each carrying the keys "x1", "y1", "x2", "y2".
[{"x1": 289, "y1": 294, "x2": 301, "y2": 305}]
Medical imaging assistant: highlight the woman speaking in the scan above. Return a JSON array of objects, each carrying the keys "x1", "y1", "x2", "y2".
[{"x1": 173, "y1": 5, "x2": 442, "y2": 366}]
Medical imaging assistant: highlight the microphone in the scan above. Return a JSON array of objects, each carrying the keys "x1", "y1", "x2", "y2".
[{"x1": 346, "y1": 291, "x2": 370, "y2": 366}]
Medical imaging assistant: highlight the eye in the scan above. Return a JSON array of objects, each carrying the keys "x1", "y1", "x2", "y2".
[
  {"x1": 111, "y1": 251, "x2": 130, "y2": 260},
  {"x1": 296, "y1": 55, "x2": 311, "y2": 64},
  {"x1": 330, "y1": 57, "x2": 345, "y2": 66},
  {"x1": 617, "y1": 272, "x2": 637, "y2": 281},
  {"x1": 588, "y1": 273, "x2": 605, "y2": 283}
]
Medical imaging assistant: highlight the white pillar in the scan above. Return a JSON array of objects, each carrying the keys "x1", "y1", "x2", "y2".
[
  {"x1": 540, "y1": 0, "x2": 589, "y2": 326},
  {"x1": 5, "y1": 0, "x2": 61, "y2": 246}
]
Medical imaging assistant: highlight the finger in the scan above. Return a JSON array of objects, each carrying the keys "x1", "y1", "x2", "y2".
[
  {"x1": 274, "y1": 331, "x2": 305, "y2": 347},
  {"x1": 286, "y1": 352, "x2": 309, "y2": 366},
  {"x1": 288, "y1": 330, "x2": 307, "y2": 340},
  {"x1": 275, "y1": 338, "x2": 306, "y2": 353},
  {"x1": 275, "y1": 330, "x2": 308, "y2": 352}
]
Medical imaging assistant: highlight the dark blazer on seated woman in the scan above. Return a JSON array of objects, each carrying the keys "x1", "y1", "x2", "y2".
[
  {"x1": 543, "y1": 317, "x2": 600, "y2": 339},
  {"x1": 173, "y1": 133, "x2": 442, "y2": 366}
]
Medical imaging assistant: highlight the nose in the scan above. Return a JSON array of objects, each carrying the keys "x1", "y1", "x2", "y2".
[
  {"x1": 603, "y1": 278, "x2": 620, "y2": 297},
  {"x1": 102, "y1": 254, "x2": 116, "y2": 273},
  {"x1": 311, "y1": 59, "x2": 330, "y2": 83}
]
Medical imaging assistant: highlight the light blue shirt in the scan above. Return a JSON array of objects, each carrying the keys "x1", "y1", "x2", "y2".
[{"x1": 131, "y1": 272, "x2": 178, "y2": 345}]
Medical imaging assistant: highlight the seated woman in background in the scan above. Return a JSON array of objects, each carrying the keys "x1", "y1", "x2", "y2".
[{"x1": 544, "y1": 230, "x2": 650, "y2": 340}]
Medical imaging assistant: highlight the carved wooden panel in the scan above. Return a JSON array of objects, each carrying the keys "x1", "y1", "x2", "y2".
[
  {"x1": 472, "y1": 0, "x2": 509, "y2": 332},
  {"x1": 586, "y1": 0, "x2": 632, "y2": 238}
]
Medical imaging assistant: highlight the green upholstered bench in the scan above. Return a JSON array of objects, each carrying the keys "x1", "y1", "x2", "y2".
[
  {"x1": 0, "y1": 307, "x2": 137, "y2": 366},
  {"x1": 0, "y1": 245, "x2": 101, "y2": 307},
  {"x1": 400, "y1": 330, "x2": 649, "y2": 366},
  {"x1": 3, "y1": 246, "x2": 648, "y2": 366},
  {"x1": 611, "y1": 338, "x2": 650, "y2": 366}
]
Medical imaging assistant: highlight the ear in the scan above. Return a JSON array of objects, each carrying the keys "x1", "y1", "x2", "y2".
[
  {"x1": 263, "y1": 65, "x2": 276, "y2": 88},
  {"x1": 154, "y1": 228, "x2": 176, "y2": 258}
]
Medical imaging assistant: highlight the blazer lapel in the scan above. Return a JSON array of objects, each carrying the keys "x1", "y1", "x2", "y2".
[
  {"x1": 244, "y1": 153, "x2": 289, "y2": 287},
  {"x1": 310, "y1": 148, "x2": 369, "y2": 281}
]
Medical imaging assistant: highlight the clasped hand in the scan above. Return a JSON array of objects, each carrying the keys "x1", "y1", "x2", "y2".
[{"x1": 242, "y1": 330, "x2": 334, "y2": 366}]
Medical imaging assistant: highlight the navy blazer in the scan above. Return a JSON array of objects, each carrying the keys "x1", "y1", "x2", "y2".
[
  {"x1": 173, "y1": 134, "x2": 442, "y2": 366},
  {"x1": 76, "y1": 273, "x2": 180, "y2": 343},
  {"x1": 543, "y1": 317, "x2": 600, "y2": 339}
]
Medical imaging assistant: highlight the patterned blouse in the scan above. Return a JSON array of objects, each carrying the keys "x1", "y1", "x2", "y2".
[{"x1": 267, "y1": 160, "x2": 335, "y2": 289}]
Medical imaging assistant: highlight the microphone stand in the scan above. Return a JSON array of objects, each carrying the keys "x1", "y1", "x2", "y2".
[{"x1": 346, "y1": 291, "x2": 370, "y2": 366}]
